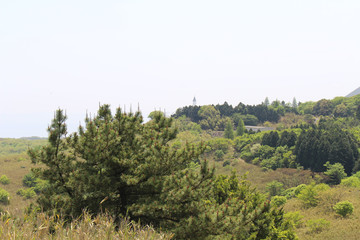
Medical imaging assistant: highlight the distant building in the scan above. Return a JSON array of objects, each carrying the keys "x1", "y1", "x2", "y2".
[
  {"x1": 193, "y1": 97, "x2": 197, "y2": 106},
  {"x1": 245, "y1": 126, "x2": 275, "y2": 132}
]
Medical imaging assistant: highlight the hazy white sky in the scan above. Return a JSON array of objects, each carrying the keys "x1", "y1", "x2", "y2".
[{"x1": 1, "y1": 0, "x2": 360, "y2": 138}]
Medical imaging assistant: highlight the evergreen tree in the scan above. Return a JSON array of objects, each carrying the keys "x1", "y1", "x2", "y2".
[
  {"x1": 224, "y1": 119, "x2": 235, "y2": 139},
  {"x1": 295, "y1": 123, "x2": 359, "y2": 174},
  {"x1": 236, "y1": 119, "x2": 245, "y2": 136},
  {"x1": 261, "y1": 131, "x2": 280, "y2": 148},
  {"x1": 278, "y1": 131, "x2": 297, "y2": 147},
  {"x1": 29, "y1": 105, "x2": 296, "y2": 239}
]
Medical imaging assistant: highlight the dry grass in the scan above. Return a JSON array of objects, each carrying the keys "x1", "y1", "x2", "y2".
[
  {"x1": 0, "y1": 211, "x2": 173, "y2": 240},
  {"x1": 284, "y1": 186, "x2": 360, "y2": 240}
]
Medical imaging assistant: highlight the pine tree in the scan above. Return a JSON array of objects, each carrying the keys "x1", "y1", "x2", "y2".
[
  {"x1": 295, "y1": 123, "x2": 359, "y2": 174},
  {"x1": 29, "y1": 105, "x2": 296, "y2": 239},
  {"x1": 236, "y1": 119, "x2": 245, "y2": 136},
  {"x1": 224, "y1": 119, "x2": 234, "y2": 139}
]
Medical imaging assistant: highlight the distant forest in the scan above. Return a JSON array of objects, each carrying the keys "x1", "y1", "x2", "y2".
[{"x1": 172, "y1": 95, "x2": 360, "y2": 130}]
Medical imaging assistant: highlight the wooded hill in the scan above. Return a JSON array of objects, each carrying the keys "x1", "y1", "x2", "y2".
[{"x1": 0, "y1": 94, "x2": 360, "y2": 239}]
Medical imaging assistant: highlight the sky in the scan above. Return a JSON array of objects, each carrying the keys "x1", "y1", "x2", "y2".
[{"x1": 1, "y1": 0, "x2": 360, "y2": 138}]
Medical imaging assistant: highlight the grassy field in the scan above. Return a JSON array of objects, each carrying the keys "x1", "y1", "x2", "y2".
[
  {"x1": 0, "y1": 154, "x2": 35, "y2": 216},
  {"x1": 211, "y1": 157, "x2": 314, "y2": 192},
  {"x1": 284, "y1": 186, "x2": 360, "y2": 240}
]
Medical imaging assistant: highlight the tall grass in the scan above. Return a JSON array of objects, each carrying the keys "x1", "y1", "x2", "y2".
[
  {"x1": 284, "y1": 186, "x2": 360, "y2": 240},
  {"x1": 0, "y1": 211, "x2": 173, "y2": 240}
]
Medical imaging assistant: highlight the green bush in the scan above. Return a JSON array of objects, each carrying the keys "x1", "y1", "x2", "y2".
[
  {"x1": 307, "y1": 218, "x2": 330, "y2": 234},
  {"x1": 240, "y1": 150, "x2": 253, "y2": 162},
  {"x1": 206, "y1": 138, "x2": 231, "y2": 153},
  {"x1": 324, "y1": 162, "x2": 347, "y2": 185},
  {"x1": 17, "y1": 188, "x2": 36, "y2": 199},
  {"x1": 341, "y1": 176, "x2": 360, "y2": 188},
  {"x1": 266, "y1": 181, "x2": 284, "y2": 197},
  {"x1": 23, "y1": 172, "x2": 37, "y2": 187},
  {"x1": 214, "y1": 150, "x2": 225, "y2": 161},
  {"x1": 0, "y1": 175, "x2": 10, "y2": 185},
  {"x1": 271, "y1": 196, "x2": 287, "y2": 207},
  {"x1": 352, "y1": 171, "x2": 360, "y2": 179},
  {"x1": 260, "y1": 158, "x2": 278, "y2": 170},
  {"x1": 314, "y1": 183, "x2": 330, "y2": 192},
  {"x1": 333, "y1": 201, "x2": 354, "y2": 217},
  {"x1": 284, "y1": 211, "x2": 304, "y2": 228},
  {"x1": 222, "y1": 160, "x2": 230, "y2": 167},
  {"x1": 294, "y1": 184, "x2": 307, "y2": 196},
  {"x1": 0, "y1": 188, "x2": 10, "y2": 204},
  {"x1": 283, "y1": 187, "x2": 296, "y2": 199},
  {"x1": 298, "y1": 183, "x2": 318, "y2": 207}
]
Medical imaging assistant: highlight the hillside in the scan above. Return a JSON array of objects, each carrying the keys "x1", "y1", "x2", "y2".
[{"x1": 346, "y1": 87, "x2": 360, "y2": 97}]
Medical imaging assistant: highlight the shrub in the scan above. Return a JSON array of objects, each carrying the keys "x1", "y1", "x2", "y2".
[
  {"x1": 294, "y1": 184, "x2": 307, "y2": 196},
  {"x1": 23, "y1": 172, "x2": 37, "y2": 187},
  {"x1": 341, "y1": 176, "x2": 360, "y2": 188},
  {"x1": 314, "y1": 183, "x2": 330, "y2": 192},
  {"x1": 333, "y1": 201, "x2": 354, "y2": 217},
  {"x1": 297, "y1": 183, "x2": 318, "y2": 207},
  {"x1": 258, "y1": 145, "x2": 275, "y2": 159},
  {"x1": 284, "y1": 211, "x2": 304, "y2": 228},
  {"x1": 17, "y1": 188, "x2": 36, "y2": 199},
  {"x1": 307, "y1": 219, "x2": 330, "y2": 234},
  {"x1": 240, "y1": 150, "x2": 253, "y2": 162},
  {"x1": 0, "y1": 188, "x2": 10, "y2": 204},
  {"x1": 324, "y1": 162, "x2": 347, "y2": 185},
  {"x1": 352, "y1": 171, "x2": 360, "y2": 179},
  {"x1": 266, "y1": 181, "x2": 284, "y2": 197},
  {"x1": 222, "y1": 160, "x2": 230, "y2": 167},
  {"x1": 214, "y1": 150, "x2": 225, "y2": 161},
  {"x1": 206, "y1": 138, "x2": 231, "y2": 153},
  {"x1": 260, "y1": 157, "x2": 278, "y2": 170},
  {"x1": 0, "y1": 175, "x2": 10, "y2": 185},
  {"x1": 271, "y1": 196, "x2": 287, "y2": 207},
  {"x1": 283, "y1": 187, "x2": 296, "y2": 199}
]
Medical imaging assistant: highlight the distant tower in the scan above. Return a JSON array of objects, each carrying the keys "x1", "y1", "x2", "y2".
[{"x1": 193, "y1": 96, "x2": 197, "y2": 106}]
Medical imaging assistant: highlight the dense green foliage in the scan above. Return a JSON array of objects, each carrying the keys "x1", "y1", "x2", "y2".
[
  {"x1": 173, "y1": 100, "x2": 291, "y2": 130},
  {"x1": 297, "y1": 183, "x2": 319, "y2": 207},
  {"x1": 28, "y1": 105, "x2": 295, "y2": 239},
  {"x1": 333, "y1": 201, "x2": 354, "y2": 217},
  {"x1": 295, "y1": 122, "x2": 359, "y2": 174},
  {"x1": 324, "y1": 162, "x2": 347, "y2": 185}
]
